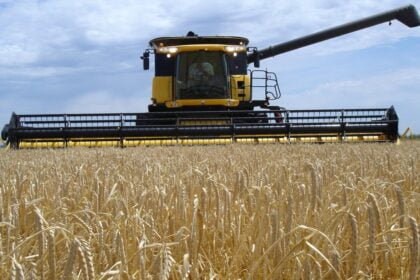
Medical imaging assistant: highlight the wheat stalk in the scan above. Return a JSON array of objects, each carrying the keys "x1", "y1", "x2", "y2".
[
  {"x1": 394, "y1": 186, "x2": 405, "y2": 228},
  {"x1": 303, "y1": 257, "x2": 311, "y2": 280},
  {"x1": 77, "y1": 240, "x2": 89, "y2": 280},
  {"x1": 0, "y1": 141, "x2": 418, "y2": 278},
  {"x1": 368, "y1": 205, "x2": 376, "y2": 263},
  {"x1": 12, "y1": 258, "x2": 25, "y2": 280},
  {"x1": 331, "y1": 249, "x2": 340, "y2": 277},
  {"x1": 62, "y1": 238, "x2": 79, "y2": 280},
  {"x1": 348, "y1": 213, "x2": 358, "y2": 277},
  {"x1": 182, "y1": 253, "x2": 190, "y2": 279},
  {"x1": 408, "y1": 217, "x2": 419, "y2": 280},
  {"x1": 47, "y1": 230, "x2": 56, "y2": 280},
  {"x1": 34, "y1": 207, "x2": 45, "y2": 280}
]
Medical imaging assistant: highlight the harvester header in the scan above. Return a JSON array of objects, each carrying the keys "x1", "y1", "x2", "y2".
[{"x1": 1, "y1": 5, "x2": 419, "y2": 148}]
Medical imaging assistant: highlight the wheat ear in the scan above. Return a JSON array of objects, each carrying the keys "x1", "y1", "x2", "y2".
[
  {"x1": 80, "y1": 238, "x2": 95, "y2": 280},
  {"x1": 12, "y1": 258, "x2": 25, "y2": 280}
]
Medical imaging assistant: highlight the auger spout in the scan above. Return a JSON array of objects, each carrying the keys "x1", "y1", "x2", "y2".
[{"x1": 248, "y1": 5, "x2": 420, "y2": 63}]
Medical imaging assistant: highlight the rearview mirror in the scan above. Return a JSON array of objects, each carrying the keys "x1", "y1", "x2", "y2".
[{"x1": 141, "y1": 51, "x2": 150, "y2": 70}]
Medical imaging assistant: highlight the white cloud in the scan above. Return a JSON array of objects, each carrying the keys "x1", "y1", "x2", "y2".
[
  {"x1": 63, "y1": 90, "x2": 150, "y2": 114},
  {"x1": 0, "y1": 44, "x2": 39, "y2": 65},
  {"x1": 1, "y1": 0, "x2": 419, "y2": 68},
  {"x1": 0, "y1": 66, "x2": 86, "y2": 78},
  {"x1": 0, "y1": 0, "x2": 174, "y2": 67},
  {"x1": 73, "y1": 1, "x2": 172, "y2": 44},
  {"x1": 283, "y1": 68, "x2": 420, "y2": 107}
]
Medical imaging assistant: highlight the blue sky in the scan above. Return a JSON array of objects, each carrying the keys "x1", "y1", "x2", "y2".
[{"x1": 1, "y1": 0, "x2": 419, "y2": 133}]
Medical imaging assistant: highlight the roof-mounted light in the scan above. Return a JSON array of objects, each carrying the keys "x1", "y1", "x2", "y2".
[
  {"x1": 158, "y1": 47, "x2": 178, "y2": 54},
  {"x1": 225, "y1": 46, "x2": 246, "y2": 52}
]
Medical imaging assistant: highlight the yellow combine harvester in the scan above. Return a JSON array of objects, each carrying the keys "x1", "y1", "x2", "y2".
[{"x1": 2, "y1": 5, "x2": 420, "y2": 148}]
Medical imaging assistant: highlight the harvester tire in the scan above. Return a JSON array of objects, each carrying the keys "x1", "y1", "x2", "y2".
[{"x1": 1, "y1": 124, "x2": 9, "y2": 141}]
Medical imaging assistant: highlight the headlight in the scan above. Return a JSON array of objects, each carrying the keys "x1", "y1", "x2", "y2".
[
  {"x1": 225, "y1": 46, "x2": 245, "y2": 52},
  {"x1": 158, "y1": 47, "x2": 178, "y2": 54}
]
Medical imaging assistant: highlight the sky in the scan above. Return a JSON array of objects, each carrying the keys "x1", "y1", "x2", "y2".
[{"x1": 0, "y1": 0, "x2": 419, "y2": 134}]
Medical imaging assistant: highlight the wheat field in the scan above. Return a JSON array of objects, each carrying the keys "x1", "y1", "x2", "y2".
[{"x1": 0, "y1": 142, "x2": 418, "y2": 279}]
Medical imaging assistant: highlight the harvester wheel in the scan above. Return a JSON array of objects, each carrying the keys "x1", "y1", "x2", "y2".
[
  {"x1": 255, "y1": 113, "x2": 269, "y2": 123},
  {"x1": 1, "y1": 124, "x2": 9, "y2": 141},
  {"x1": 274, "y1": 111, "x2": 284, "y2": 123}
]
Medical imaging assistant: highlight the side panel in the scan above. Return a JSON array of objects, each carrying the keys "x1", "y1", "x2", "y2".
[
  {"x1": 152, "y1": 76, "x2": 173, "y2": 104},
  {"x1": 230, "y1": 75, "x2": 251, "y2": 101}
]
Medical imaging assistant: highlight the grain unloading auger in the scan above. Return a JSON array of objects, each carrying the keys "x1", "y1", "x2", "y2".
[{"x1": 2, "y1": 5, "x2": 419, "y2": 148}]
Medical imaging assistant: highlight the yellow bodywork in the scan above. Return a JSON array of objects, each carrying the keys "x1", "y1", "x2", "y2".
[
  {"x1": 152, "y1": 74, "x2": 250, "y2": 108},
  {"x1": 230, "y1": 75, "x2": 251, "y2": 100},
  {"x1": 152, "y1": 76, "x2": 172, "y2": 103},
  {"x1": 14, "y1": 134, "x2": 390, "y2": 149}
]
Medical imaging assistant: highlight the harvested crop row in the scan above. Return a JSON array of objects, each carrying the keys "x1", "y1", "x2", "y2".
[{"x1": 0, "y1": 142, "x2": 419, "y2": 279}]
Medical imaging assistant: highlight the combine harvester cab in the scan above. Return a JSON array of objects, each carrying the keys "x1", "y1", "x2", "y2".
[{"x1": 1, "y1": 5, "x2": 419, "y2": 148}]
